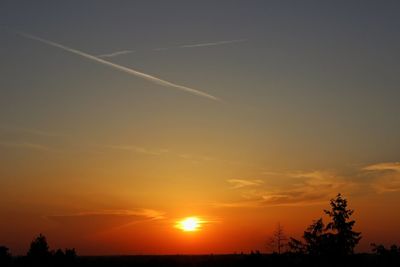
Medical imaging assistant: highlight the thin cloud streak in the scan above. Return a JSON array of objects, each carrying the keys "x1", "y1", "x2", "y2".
[
  {"x1": 180, "y1": 39, "x2": 247, "y2": 48},
  {"x1": 47, "y1": 209, "x2": 165, "y2": 221},
  {"x1": 97, "y1": 50, "x2": 134, "y2": 58},
  {"x1": 362, "y1": 162, "x2": 400, "y2": 193},
  {"x1": 0, "y1": 141, "x2": 49, "y2": 151},
  {"x1": 218, "y1": 162, "x2": 400, "y2": 208},
  {"x1": 363, "y1": 162, "x2": 400, "y2": 172},
  {"x1": 213, "y1": 199, "x2": 327, "y2": 208},
  {"x1": 227, "y1": 179, "x2": 264, "y2": 189},
  {"x1": 153, "y1": 47, "x2": 169, "y2": 51},
  {"x1": 218, "y1": 170, "x2": 357, "y2": 208},
  {"x1": 104, "y1": 145, "x2": 168, "y2": 156},
  {"x1": 92, "y1": 38, "x2": 246, "y2": 57},
  {"x1": 46, "y1": 209, "x2": 166, "y2": 235},
  {"x1": 0, "y1": 125, "x2": 64, "y2": 137},
  {"x1": 16, "y1": 31, "x2": 219, "y2": 101}
]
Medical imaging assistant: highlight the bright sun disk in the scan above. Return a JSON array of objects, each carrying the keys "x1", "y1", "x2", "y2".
[{"x1": 176, "y1": 217, "x2": 202, "y2": 232}]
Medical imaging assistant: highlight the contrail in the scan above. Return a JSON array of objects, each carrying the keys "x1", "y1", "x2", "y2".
[
  {"x1": 16, "y1": 32, "x2": 219, "y2": 101},
  {"x1": 97, "y1": 50, "x2": 134, "y2": 58},
  {"x1": 180, "y1": 39, "x2": 247, "y2": 48}
]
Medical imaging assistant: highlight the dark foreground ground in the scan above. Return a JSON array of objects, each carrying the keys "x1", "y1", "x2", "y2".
[{"x1": 5, "y1": 254, "x2": 400, "y2": 267}]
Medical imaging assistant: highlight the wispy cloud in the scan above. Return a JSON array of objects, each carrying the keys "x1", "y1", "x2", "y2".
[
  {"x1": 48, "y1": 209, "x2": 165, "y2": 221},
  {"x1": 363, "y1": 162, "x2": 400, "y2": 172},
  {"x1": 104, "y1": 145, "x2": 168, "y2": 156},
  {"x1": 227, "y1": 179, "x2": 264, "y2": 189},
  {"x1": 179, "y1": 39, "x2": 247, "y2": 48},
  {"x1": 214, "y1": 198, "x2": 327, "y2": 208},
  {"x1": 16, "y1": 31, "x2": 219, "y2": 101},
  {"x1": 258, "y1": 171, "x2": 352, "y2": 207},
  {"x1": 216, "y1": 170, "x2": 356, "y2": 208},
  {"x1": 217, "y1": 162, "x2": 400, "y2": 208},
  {"x1": 0, "y1": 125, "x2": 64, "y2": 137},
  {"x1": 101, "y1": 145, "x2": 241, "y2": 165},
  {"x1": 153, "y1": 47, "x2": 169, "y2": 51},
  {"x1": 363, "y1": 162, "x2": 400, "y2": 193},
  {"x1": 0, "y1": 141, "x2": 50, "y2": 151},
  {"x1": 97, "y1": 50, "x2": 134, "y2": 58},
  {"x1": 46, "y1": 208, "x2": 165, "y2": 234}
]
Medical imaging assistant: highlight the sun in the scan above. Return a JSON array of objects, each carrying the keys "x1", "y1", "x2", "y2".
[{"x1": 176, "y1": 217, "x2": 202, "y2": 232}]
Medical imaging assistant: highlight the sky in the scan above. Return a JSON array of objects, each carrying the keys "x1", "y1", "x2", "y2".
[{"x1": 1, "y1": 0, "x2": 400, "y2": 255}]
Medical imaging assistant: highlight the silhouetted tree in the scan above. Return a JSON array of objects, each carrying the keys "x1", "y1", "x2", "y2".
[
  {"x1": 65, "y1": 248, "x2": 77, "y2": 262},
  {"x1": 371, "y1": 243, "x2": 387, "y2": 256},
  {"x1": 390, "y1": 245, "x2": 400, "y2": 255},
  {"x1": 54, "y1": 248, "x2": 65, "y2": 261},
  {"x1": 289, "y1": 194, "x2": 361, "y2": 257},
  {"x1": 27, "y1": 233, "x2": 51, "y2": 262},
  {"x1": 268, "y1": 222, "x2": 287, "y2": 254},
  {"x1": 302, "y1": 218, "x2": 330, "y2": 255},
  {"x1": 371, "y1": 243, "x2": 400, "y2": 266},
  {"x1": 287, "y1": 237, "x2": 305, "y2": 254},
  {"x1": 324, "y1": 193, "x2": 361, "y2": 255},
  {"x1": 371, "y1": 243, "x2": 400, "y2": 256}
]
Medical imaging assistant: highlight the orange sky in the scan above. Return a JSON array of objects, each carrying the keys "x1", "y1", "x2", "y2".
[{"x1": 1, "y1": 1, "x2": 400, "y2": 256}]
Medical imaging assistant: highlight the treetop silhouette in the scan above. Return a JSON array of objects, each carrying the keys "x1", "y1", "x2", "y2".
[
  {"x1": 27, "y1": 233, "x2": 51, "y2": 261},
  {"x1": 268, "y1": 222, "x2": 287, "y2": 254},
  {"x1": 324, "y1": 193, "x2": 361, "y2": 255}
]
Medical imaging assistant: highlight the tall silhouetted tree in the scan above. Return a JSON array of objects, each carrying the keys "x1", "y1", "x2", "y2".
[
  {"x1": 289, "y1": 194, "x2": 361, "y2": 257},
  {"x1": 324, "y1": 193, "x2": 361, "y2": 255},
  {"x1": 268, "y1": 222, "x2": 287, "y2": 254},
  {"x1": 27, "y1": 234, "x2": 51, "y2": 262}
]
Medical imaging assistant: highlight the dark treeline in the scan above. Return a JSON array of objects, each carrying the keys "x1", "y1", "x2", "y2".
[
  {"x1": 0, "y1": 233, "x2": 76, "y2": 267},
  {"x1": 1, "y1": 194, "x2": 399, "y2": 266}
]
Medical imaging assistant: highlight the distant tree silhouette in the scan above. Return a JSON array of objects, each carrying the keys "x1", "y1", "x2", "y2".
[
  {"x1": 371, "y1": 243, "x2": 400, "y2": 266},
  {"x1": 65, "y1": 248, "x2": 77, "y2": 262},
  {"x1": 25, "y1": 234, "x2": 78, "y2": 266},
  {"x1": 27, "y1": 233, "x2": 51, "y2": 262},
  {"x1": 268, "y1": 222, "x2": 287, "y2": 254},
  {"x1": 0, "y1": 246, "x2": 12, "y2": 265},
  {"x1": 54, "y1": 248, "x2": 65, "y2": 261},
  {"x1": 371, "y1": 243, "x2": 400, "y2": 256}
]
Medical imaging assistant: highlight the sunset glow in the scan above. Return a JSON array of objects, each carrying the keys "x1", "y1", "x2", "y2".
[{"x1": 1, "y1": 1, "x2": 400, "y2": 259}]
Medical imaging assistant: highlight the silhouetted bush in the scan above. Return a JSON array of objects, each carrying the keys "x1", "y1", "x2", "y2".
[
  {"x1": 54, "y1": 248, "x2": 65, "y2": 263},
  {"x1": 0, "y1": 246, "x2": 12, "y2": 266},
  {"x1": 369, "y1": 243, "x2": 400, "y2": 266},
  {"x1": 65, "y1": 248, "x2": 77, "y2": 263}
]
